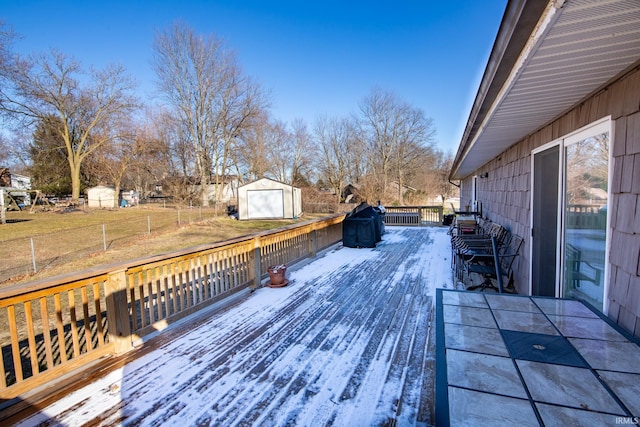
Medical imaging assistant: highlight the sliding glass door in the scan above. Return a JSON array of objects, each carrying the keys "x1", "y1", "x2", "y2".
[
  {"x1": 530, "y1": 118, "x2": 610, "y2": 311},
  {"x1": 562, "y1": 126, "x2": 609, "y2": 310}
]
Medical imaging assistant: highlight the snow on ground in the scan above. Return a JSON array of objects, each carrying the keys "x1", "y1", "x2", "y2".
[{"x1": 18, "y1": 226, "x2": 453, "y2": 427}]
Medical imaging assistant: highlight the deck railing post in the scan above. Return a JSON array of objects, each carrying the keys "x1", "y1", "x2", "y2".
[
  {"x1": 105, "y1": 269, "x2": 133, "y2": 354},
  {"x1": 309, "y1": 229, "x2": 317, "y2": 258},
  {"x1": 252, "y1": 237, "x2": 262, "y2": 289}
]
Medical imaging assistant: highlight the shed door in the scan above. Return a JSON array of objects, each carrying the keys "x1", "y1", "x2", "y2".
[{"x1": 247, "y1": 189, "x2": 284, "y2": 219}]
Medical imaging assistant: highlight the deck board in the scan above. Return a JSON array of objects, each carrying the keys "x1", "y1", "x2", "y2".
[{"x1": 17, "y1": 227, "x2": 453, "y2": 427}]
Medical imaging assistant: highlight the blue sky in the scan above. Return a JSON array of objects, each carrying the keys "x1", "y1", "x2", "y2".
[{"x1": 2, "y1": 1, "x2": 507, "y2": 153}]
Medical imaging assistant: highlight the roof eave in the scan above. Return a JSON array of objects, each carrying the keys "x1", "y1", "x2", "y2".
[{"x1": 449, "y1": 0, "x2": 551, "y2": 181}]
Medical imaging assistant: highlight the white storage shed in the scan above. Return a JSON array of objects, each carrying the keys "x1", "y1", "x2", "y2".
[
  {"x1": 87, "y1": 186, "x2": 117, "y2": 208},
  {"x1": 237, "y1": 178, "x2": 302, "y2": 220}
]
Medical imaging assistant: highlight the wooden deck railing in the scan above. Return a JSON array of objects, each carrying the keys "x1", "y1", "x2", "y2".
[
  {"x1": 0, "y1": 214, "x2": 345, "y2": 400},
  {"x1": 384, "y1": 206, "x2": 443, "y2": 226},
  {"x1": 566, "y1": 204, "x2": 606, "y2": 229}
]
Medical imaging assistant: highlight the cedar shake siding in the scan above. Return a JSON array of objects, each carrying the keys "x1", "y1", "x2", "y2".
[
  {"x1": 458, "y1": 63, "x2": 640, "y2": 338},
  {"x1": 450, "y1": 1, "x2": 640, "y2": 338}
]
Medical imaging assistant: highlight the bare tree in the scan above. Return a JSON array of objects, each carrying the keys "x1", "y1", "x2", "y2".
[
  {"x1": 264, "y1": 120, "x2": 291, "y2": 183},
  {"x1": 127, "y1": 110, "x2": 174, "y2": 197},
  {"x1": 0, "y1": 134, "x2": 11, "y2": 167},
  {"x1": 314, "y1": 116, "x2": 353, "y2": 204},
  {"x1": 215, "y1": 70, "x2": 267, "y2": 200},
  {"x1": 88, "y1": 116, "x2": 168, "y2": 207},
  {"x1": 135, "y1": 108, "x2": 197, "y2": 203},
  {"x1": 0, "y1": 21, "x2": 16, "y2": 86},
  {"x1": 391, "y1": 108, "x2": 436, "y2": 204},
  {"x1": 233, "y1": 115, "x2": 315, "y2": 187},
  {"x1": 345, "y1": 118, "x2": 367, "y2": 187},
  {"x1": 358, "y1": 87, "x2": 437, "y2": 204},
  {"x1": 153, "y1": 22, "x2": 266, "y2": 206},
  {"x1": 0, "y1": 49, "x2": 138, "y2": 201},
  {"x1": 565, "y1": 134, "x2": 609, "y2": 205},
  {"x1": 433, "y1": 151, "x2": 456, "y2": 205},
  {"x1": 358, "y1": 88, "x2": 396, "y2": 199},
  {"x1": 234, "y1": 112, "x2": 270, "y2": 182},
  {"x1": 289, "y1": 118, "x2": 316, "y2": 187},
  {"x1": 155, "y1": 109, "x2": 196, "y2": 179},
  {"x1": 411, "y1": 149, "x2": 455, "y2": 205}
]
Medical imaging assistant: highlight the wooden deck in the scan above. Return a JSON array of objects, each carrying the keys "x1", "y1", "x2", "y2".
[{"x1": 14, "y1": 227, "x2": 452, "y2": 426}]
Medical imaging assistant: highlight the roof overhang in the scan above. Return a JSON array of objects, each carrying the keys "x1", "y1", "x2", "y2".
[{"x1": 450, "y1": 0, "x2": 640, "y2": 180}]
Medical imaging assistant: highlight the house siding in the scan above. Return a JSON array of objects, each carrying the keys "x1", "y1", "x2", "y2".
[{"x1": 460, "y1": 64, "x2": 640, "y2": 338}]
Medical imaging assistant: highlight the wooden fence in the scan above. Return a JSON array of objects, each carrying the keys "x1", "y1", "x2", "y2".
[
  {"x1": 0, "y1": 214, "x2": 344, "y2": 401},
  {"x1": 384, "y1": 206, "x2": 443, "y2": 226}
]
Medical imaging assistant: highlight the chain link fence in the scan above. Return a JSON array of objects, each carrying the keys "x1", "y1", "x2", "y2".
[{"x1": 0, "y1": 208, "x2": 217, "y2": 283}]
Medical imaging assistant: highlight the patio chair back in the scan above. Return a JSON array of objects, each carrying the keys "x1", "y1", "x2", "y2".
[{"x1": 500, "y1": 235, "x2": 524, "y2": 275}]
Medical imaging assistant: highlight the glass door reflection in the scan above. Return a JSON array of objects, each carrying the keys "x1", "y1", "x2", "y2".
[{"x1": 563, "y1": 132, "x2": 608, "y2": 310}]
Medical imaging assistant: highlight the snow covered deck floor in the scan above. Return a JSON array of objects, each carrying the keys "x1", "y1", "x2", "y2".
[{"x1": 19, "y1": 226, "x2": 453, "y2": 426}]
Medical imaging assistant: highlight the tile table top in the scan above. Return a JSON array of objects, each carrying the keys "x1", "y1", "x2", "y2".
[{"x1": 436, "y1": 289, "x2": 640, "y2": 426}]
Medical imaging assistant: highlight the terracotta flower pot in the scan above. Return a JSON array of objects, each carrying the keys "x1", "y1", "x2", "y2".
[{"x1": 267, "y1": 264, "x2": 288, "y2": 287}]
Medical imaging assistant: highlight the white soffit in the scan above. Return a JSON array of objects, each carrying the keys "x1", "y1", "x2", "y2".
[{"x1": 455, "y1": 0, "x2": 640, "y2": 179}]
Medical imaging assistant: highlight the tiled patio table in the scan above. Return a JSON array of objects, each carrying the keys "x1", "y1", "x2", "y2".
[{"x1": 435, "y1": 289, "x2": 640, "y2": 426}]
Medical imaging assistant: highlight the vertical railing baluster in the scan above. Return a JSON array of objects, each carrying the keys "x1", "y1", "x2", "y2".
[
  {"x1": 92, "y1": 283, "x2": 105, "y2": 347},
  {"x1": 54, "y1": 294, "x2": 67, "y2": 363},
  {"x1": 163, "y1": 265, "x2": 171, "y2": 318},
  {"x1": 68, "y1": 290, "x2": 80, "y2": 358},
  {"x1": 128, "y1": 273, "x2": 138, "y2": 331},
  {"x1": 7, "y1": 305, "x2": 23, "y2": 382},
  {"x1": 40, "y1": 297, "x2": 54, "y2": 368},
  {"x1": 154, "y1": 266, "x2": 162, "y2": 321},
  {"x1": 147, "y1": 272, "x2": 155, "y2": 325},
  {"x1": 81, "y1": 287, "x2": 92, "y2": 352},
  {"x1": 170, "y1": 262, "x2": 179, "y2": 315},
  {"x1": 24, "y1": 301, "x2": 40, "y2": 376},
  {"x1": 139, "y1": 271, "x2": 147, "y2": 328}
]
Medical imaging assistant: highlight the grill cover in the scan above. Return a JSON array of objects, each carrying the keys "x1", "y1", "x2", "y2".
[{"x1": 342, "y1": 203, "x2": 383, "y2": 248}]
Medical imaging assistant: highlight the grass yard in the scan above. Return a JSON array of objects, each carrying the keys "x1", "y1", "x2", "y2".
[{"x1": 1, "y1": 206, "x2": 328, "y2": 287}]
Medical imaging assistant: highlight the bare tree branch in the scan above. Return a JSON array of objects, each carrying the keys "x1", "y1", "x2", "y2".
[
  {"x1": 0, "y1": 47, "x2": 138, "y2": 201},
  {"x1": 152, "y1": 22, "x2": 267, "y2": 207}
]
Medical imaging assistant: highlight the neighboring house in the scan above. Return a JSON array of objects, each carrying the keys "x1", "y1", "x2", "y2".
[
  {"x1": 237, "y1": 178, "x2": 302, "y2": 220},
  {"x1": 152, "y1": 175, "x2": 240, "y2": 205},
  {"x1": 198, "y1": 175, "x2": 240, "y2": 204},
  {"x1": 9, "y1": 173, "x2": 31, "y2": 191},
  {"x1": 450, "y1": 0, "x2": 640, "y2": 337},
  {"x1": 0, "y1": 169, "x2": 32, "y2": 206}
]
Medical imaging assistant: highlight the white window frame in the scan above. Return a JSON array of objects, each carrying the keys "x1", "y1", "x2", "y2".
[{"x1": 528, "y1": 116, "x2": 612, "y2": 312}]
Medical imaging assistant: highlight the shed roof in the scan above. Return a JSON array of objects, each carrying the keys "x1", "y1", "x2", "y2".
[{"x1": 238, "y1": 177, "x2": 297, "y2": 189}]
